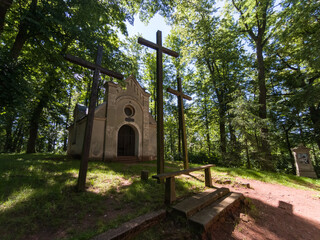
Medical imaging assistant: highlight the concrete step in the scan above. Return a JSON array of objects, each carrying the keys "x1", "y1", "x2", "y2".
[
  {"x1": 172, "y1": 187, "x2": 230, "y2": 218},
  {"x1": 115, "y1": 156, "x2": 138, "y2": 163},
  {"x1": 189, "y1": 192, "x2": 244, "y2": 231}
]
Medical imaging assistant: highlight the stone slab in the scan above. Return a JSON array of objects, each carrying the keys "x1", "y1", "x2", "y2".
[
  {"x1": 92, "y1": 209, "x2": 166, "y2": 240},
  {"x1": 298, "y1": 171, "x2": 318, "y2": 178},
  {"x1": 172, "y1": 188, "x2": 230, "y2": 217},
  {"x1": 189, "y1": 192, "x2": 244, "y2": 231}
]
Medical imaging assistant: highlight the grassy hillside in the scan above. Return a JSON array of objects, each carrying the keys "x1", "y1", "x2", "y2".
[{"x1": 0, "y1": 153, "x2": 319, "y2": 240}]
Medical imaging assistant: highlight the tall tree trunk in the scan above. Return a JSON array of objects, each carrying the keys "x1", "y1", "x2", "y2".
[
  {"x1": 256, "y1": 40, "x2": 273, "y2": 171},
  {"x1": 229, "y1": 120, "x2": 240, "y2": 165},
  {"x1": 12, "y1": 121, "x2": 23, "y2": 152},
  {"x1": 10, "y1": 0, "x2": 38, "y2": 59},
  {"x1": 310, "y1": 105, "x2": 320, "y2": 150},
  {"x1": 16, "y1": 131, "x2": 24, "y2": 153},
  {"x1": 4, "y1": 112, "x2": 14, "y2": 152},
  {"x1": 26, "y1": 99, "x2": 45, "y2": 153},
  {"x1": 282, "y1": 125, "x2": 296, "y2": 174},
  {"x1": 204, "y1": 99, "x2": 211, "y2": 156},
  {"x1": 219, "y1": 107, "x2": 226, "y2": 160},
  {"x1": 63, "y1": 91, "x2": 72, "y2": 151},
  {"x1": 177, "y1": 110, "x2": 182, "y2": 159},
  {"x1": 26, "y1": 73, "x2": 55, "y2": 153},
  {"x1": 216, "y1": 89, "x2": 226, "y2": 161},
  {"x1": 245, "y1": 138, "x2": 251, "y2": 169},
  {"x1": 0, "y1": 0, "x2": 13, "y2": 38}
]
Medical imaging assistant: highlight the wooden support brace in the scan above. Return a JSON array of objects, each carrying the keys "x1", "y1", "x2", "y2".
[
  {"x1": 165, "y1": 177, "x2": 176, "y2": 204},
  {"x1": 205, "y1": 168, "x2": 212, "y2": 187}
]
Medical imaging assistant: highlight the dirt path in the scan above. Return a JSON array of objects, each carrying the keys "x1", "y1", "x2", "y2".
[{"x1": 209, "y1": 178, "x2": 320, "y2": 240}]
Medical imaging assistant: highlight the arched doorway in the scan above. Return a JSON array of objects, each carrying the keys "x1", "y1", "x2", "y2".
[{"x1": 117, "y1": 125, "x2": 135, "y2": 156}]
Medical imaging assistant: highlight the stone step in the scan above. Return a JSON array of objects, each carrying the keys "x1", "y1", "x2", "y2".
[
  {"x1": 115, "y1": 156, "x2": 138, "y2": 163},
  {"x1": 172, "y1": 187, "x2": 230, "y2": 218},
  {"x1": 189, "y1": 192, "x2": 244, "y2": 231}
]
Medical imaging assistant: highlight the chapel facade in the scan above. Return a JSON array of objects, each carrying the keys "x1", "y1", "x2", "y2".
[{"x1": 67, "y1": 75, "x2": 157, "y2": 161}]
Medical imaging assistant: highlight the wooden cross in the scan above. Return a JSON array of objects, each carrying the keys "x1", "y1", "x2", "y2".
[
  {"x1": 167, "y1": 77, "x2": 192, "y2": 169},
  {"x1": 138, "y1": 31, "x2": 179, "y2": 176},
  {"x1": 65, "y1": 46, "x2": 124, "y2": 192}
]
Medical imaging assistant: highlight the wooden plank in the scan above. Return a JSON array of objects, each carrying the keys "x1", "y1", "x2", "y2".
[
  {"x1": 167, "y1": 87, "x2": 192, "y2": 100},
  {"x1": 137, "y1": 37, "x2": 179, "y2": 57},
  {"x1": 205, "y1": 168, "x2": 213, "y2": 187},
  {"x1": 77, "y1": 46, "x2": 103, "y2": 191},
  {"x1": 64, "y1": 54, "x2": 124, "y2": 80},
  {"x1": 65, "y1": 46, "x2": 124, "y2": 192},
  {"x1": 172, "y1": 188, "x2": 230, "y2": 217},
  {"x1": 156, "y1": 31, "x2": 164, "y2": 178},
  {"x1": 165, "y1": 177, "x2": 176, "y2": 204},
  {"x1": 189, "y1": 192, "x2": 244, "y2": 231},
  {"x1": 138, "y1": 30, "x2": 179, "y2": 178},
  {"x1": 167, "y1": 77, "x2": 192, "y2": 170},
  {"x1": 152, "y1": 164, "x2": 215, "y2": 180}
]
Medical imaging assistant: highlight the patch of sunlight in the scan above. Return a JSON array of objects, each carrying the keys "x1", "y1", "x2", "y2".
[
  {"x1": 0, "y1": 187, "x2": 34, "y2": 211},
  {"x1": 87, "y1": 172, "x2": 133, "y2": 194},
  {"x1": 2, "y1": 170, "x2": 12, "y2": 180},
  {"x1": 66, "y1": 169, "x2": 79, "y2": 177}
]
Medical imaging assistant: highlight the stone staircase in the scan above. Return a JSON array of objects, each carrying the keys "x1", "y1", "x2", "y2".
[
  {"x1": 172, "y1": 187, "x2": 244, "y2": 232},
  {"x1": 115, "y1": 156, "x2": 138, "y2": 163}
]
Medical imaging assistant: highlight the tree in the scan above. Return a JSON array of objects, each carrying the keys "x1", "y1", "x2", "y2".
[
  {"x1": 231, "y1": 0, "x2": 277, "y2": 170},
  {"x1": 1, "y1": 0, "x2": 133, "y2": 153},
  {"x1": 172, "y1": 0, "x2": 246, "y2": 164},
  {"x1": 274, "y1": 0, "x2": 320, "y2": 150}
]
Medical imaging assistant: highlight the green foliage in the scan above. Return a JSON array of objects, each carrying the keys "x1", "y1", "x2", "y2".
[{"x1": 1, "y1": 0, "x2": 320, "y2": 172}]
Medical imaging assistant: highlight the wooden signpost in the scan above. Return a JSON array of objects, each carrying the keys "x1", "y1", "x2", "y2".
[
  {"x1": 167, "y1": 77, "x2": 192, "y2": 169},
  {"x1": 138, "y1": 31, "x2": 179, "y2": 176},
  {"x1": 65, "y1": 46, "x2": 124, "y2": 191}
]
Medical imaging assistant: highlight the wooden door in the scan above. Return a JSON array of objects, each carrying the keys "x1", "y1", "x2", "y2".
[{"x1": 117, "y1": 125, "x2": 135, "y2": 156}]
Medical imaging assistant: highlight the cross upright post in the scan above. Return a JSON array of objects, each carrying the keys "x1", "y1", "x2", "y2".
[
  {"x1": 167, "y1": 77, "x2": 192, "y2": 169},
  {"x1": 65, "y1": 46, "x2": 124, "y2": 192},
  {"x1": 138, "y1": 31, "x2": 179, "y2": 176}
]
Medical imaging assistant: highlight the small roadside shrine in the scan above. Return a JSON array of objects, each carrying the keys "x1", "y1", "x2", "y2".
[{"x1": 291, "y1": 144, "x2": 317, "y2": 178}]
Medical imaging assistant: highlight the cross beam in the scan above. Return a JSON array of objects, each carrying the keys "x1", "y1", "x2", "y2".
[
  {"x1": 138, "y1": 31, "x2": 179, "y2": 176},
  {"x1": 65, "y1": 46, "x2": 124, "y2": 191},
  {"x1": 138, "y1": 37, "x2": 179, "y2": 58},
  {"x1": 64, "y1": 54, "x2": 123, "y2": 80},
  {"x1": 167, "y1": 77, "x2": 192, "y2": 169}
]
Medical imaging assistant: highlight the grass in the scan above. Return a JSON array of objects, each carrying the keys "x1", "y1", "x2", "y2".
[
  {"x1": 1, "y1": 154, "x2": 319, "y2": 240},
  {"x1": 0, "y1": 154, "x2": 206, "y2": 240},
  {"x1": 213, "y1": 166, "x2": 320, "y2": 191}
]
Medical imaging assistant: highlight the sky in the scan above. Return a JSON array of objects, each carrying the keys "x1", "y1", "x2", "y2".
[
  {"x1": 123, "y1": 0, "x2": 226, "y2": 42},
  {"x1": 125, "y1": 13, "x2": 171, "y2": 43}
]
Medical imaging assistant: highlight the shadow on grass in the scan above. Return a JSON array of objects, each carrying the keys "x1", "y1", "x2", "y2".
[{"x1": 0, "y1": 154, "x2": 199, "y2": 240}]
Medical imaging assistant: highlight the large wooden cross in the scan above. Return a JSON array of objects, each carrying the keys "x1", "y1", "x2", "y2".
[
  {"x1": 138, "y1": 31, "x2": 179, "y2": 176},
  {"x1": 167, "y1": 77, "x2": 192, "y2": 169},
  {"x1": 65, "y1": 46, "x2": 124, "y2": 192}
]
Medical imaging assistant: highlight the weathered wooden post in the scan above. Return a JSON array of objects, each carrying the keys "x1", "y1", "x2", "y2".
[
  {"x1": 138, "y1": 31, "x2": 179, "y2": 176},
  {"x1": 64, "y1": 46, "x2": 124, "y2": 191},
  {"x1": 167, "y1": 77, "x2": 192, "y2": 169}
]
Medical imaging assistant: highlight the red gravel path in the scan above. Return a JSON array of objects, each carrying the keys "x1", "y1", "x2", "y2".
[{"x1": 210, "y1": 178, "x2": 320, "y2": 240}]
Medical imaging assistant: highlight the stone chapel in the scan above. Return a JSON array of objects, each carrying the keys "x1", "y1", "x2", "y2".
[{"x1": 67, "y1": 75, "x2": 157, "y2": 161}]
